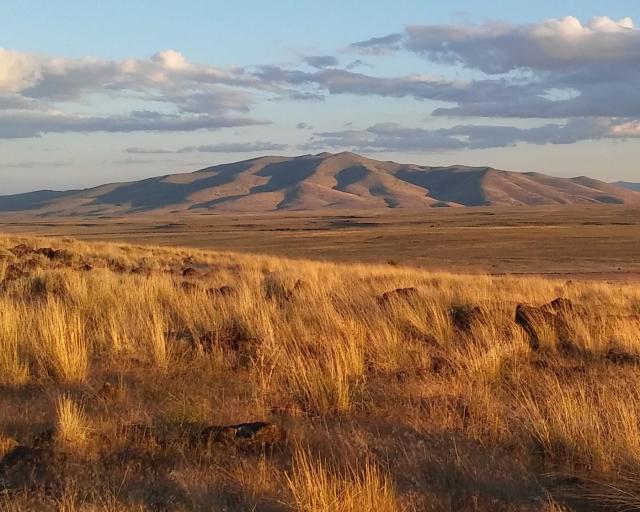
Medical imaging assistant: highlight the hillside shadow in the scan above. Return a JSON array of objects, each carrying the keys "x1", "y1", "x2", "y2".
[
  {"x1": 93, "y1": 160, "x2": 257, "y2": 211},
  {"x1": 396, "y1": 167, "x2": 490, "y2": 206},
  {"x1": 0, "y1": 190, "x2": 76, "y2": 212}
]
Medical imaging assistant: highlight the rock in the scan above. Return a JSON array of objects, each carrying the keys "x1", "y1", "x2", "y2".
[
  {"x1": 9, "y1": 244, "x2": 35, "y2": 257},
  {"x1": 193, "y1": 422, "x2": 286, "y2": 449},
  {"x1": 207, "y1": 285, "x2": 237, "y2": 298},
  {"x1": 181, "y1": 281, "x2": 200, "y2": 292},
  {"x1": 450, "y1": 305, "x2": 485, "y2": 331},
  {"x1": 3, "y1": 264, "x2": 29, "y2": 281},
  {"x1": 515, "y1": 304, "x2": 572, "y2": 351},
  {"x1": 379, "y1": 287, "x2": 419, "y2": 303},
  {"x1": 131, "y1": 266, "x2": 152, "y2": 276},
  {"x1": 541, "y1": 297, "x2": 588, "y2": 317},
  {"x1": 35, "y1": 248, "x2": 73, "y2": 261},
  {"x1": 107, "y1": 259, "x2": 128, "y2": 273},
  {"x1": 293, "y1": 279, "x2": 310, "y2": 292},
  {"x1": 182, "y1": 267, "x2": 200, "y2": 278},
  {"x1": 606, "y1": 348, "x2": 640, "y2": 366},
  {"x1": 96, "y1": 381, "x2": 119, "y2": 400},
  {"x1": 0, "y1": 430, "x2": 64, "y2": 491}
]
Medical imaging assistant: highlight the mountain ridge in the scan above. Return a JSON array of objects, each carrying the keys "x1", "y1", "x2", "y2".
[
  {"x1": 615, "y1": 181, "x2": 640, "y2": 192},
  {"x1": 1, "y1": 152, "x2": 639, "y2": 216}
]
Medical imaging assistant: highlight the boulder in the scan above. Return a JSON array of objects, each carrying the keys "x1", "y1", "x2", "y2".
[
  {"x1": 207, "y1": 285, "x2": 237, "y2": 298},
  {"x1": 541, "y1": 297, "x2": 588, "y2": 317},
  {"x1": 3, "y1": 264, "x2": 29, "y2": 281},
  {"x1": 9, "y1": 244, "x2": 35, "y2": 257},
  {"x1": 182, "y1": 267, "x2": 200, "y2": 278},
  {"x1": 35, "y1": 248, "x2": 73, "y2": 261},
  {"x1": 515, "y1": 304, "x2": 572, "y2": 351},
  {"x1": 192, "y1": 422, "x2": 286, "y2": 449},
  {"x1": 380, "y1": 287, "x2": 419, "y2": 303},
  {"x1": 450, "y1": 305, "x2": 485, "y2": 331}
]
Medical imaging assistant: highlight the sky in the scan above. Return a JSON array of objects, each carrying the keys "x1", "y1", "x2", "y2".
[{"x1": 1, "y1": 0, "x2": 639, "y2": 193}]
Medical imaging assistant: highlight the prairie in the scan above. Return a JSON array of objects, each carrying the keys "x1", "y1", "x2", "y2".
[{"x1": 0, "y1": 233, "x2": 639, "y2": 510}]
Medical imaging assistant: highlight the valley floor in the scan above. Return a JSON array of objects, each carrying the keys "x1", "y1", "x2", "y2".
[
  {"x1": 1, "y1": 206, "x2": 639, "y2": 281},
  {"x1": 0, "y1": 233, "x2": 639, "y2": 510}
]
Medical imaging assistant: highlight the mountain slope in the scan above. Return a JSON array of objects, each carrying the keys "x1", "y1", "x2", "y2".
[
  {"x1": 615, "y1": 181, "x2": 640, "y2": 192},
  {"x1": 1, "y1": 152, "x2": 639, "y2": 215}
]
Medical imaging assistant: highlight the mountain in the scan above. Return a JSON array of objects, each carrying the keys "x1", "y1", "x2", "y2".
[
  {"x1": 615, "y1": 181, "x2": 640, "y2": 192},
  {"x1": 1, "y1": 152, "x2": 639, "y2": 216}
]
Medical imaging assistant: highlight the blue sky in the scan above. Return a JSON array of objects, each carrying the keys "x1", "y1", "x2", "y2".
[{"x1": 1, "y1": 1, "x2": 639, "y2": 192}]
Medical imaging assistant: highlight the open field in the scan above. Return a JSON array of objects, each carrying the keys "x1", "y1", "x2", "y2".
[
  {"x1": 1, "y1": 206, "x2": 640, "y2": 280},
  {"x1": 1, "y1": 233, "x2": 640, "y2": 510}
]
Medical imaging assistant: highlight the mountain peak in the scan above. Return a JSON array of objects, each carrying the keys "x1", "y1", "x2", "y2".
[{"x1": 1, "y1": 154, "x2": 638, "y2": 216}]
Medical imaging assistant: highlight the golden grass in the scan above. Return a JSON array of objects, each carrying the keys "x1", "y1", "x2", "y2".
[
  {"x1": 35, "y1": 297, "x2": 89, "y2": 383},
  {"x1": 56, "y1": 394, "x2": 89, "y2": 448},
  {"x1": 287, "y1": 448, "x2": 399, "y2": 512},
  {"x1": 0, "y1": 233, "x2": 639, "y2": 510}
]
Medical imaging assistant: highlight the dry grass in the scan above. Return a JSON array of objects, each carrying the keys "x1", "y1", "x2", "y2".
[
  {"x1": 0, "y1": 233, "x2": 638, "y2": 510},
  {"x1": 56, "y1": 394, "x2": 89, "y2": 448},
  {"x1": 288, "y1": 448, "x2": 399, "y2": 512}
]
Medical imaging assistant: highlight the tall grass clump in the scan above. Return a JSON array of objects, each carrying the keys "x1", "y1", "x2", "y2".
[
  {"x1": 35, "y1": 298, "x2": 88, "y2": 383},
  {"x1": 0, "y1": 300, "x2": 30, "y2": 385},
  {"x1": 287, "y1": 449, "x2": 399, "y2": 512},
  {"x1": 56, "y1": 394, "x2": 89, "y2": 448}
]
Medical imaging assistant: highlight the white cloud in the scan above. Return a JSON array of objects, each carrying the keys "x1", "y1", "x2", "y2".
[
  {"x1": 0, "y1": 49, "x2": 273, "y2": 138},
  {"x1": 0, "y1": 49, "x2": 40, "y2": 92}
]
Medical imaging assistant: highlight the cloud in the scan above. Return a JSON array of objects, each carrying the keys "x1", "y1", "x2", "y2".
[
  {"x1": 124, "y1": 147, "x2": 174, "y2": 154},
  {"x1": 303, "y1": 55, "x2": 339, "y2": 68},
  {"x1": 341, "y1": 17, "x2": 640, "y2": 120},
  {"x1": 0, "y1": 48, "x2": 273, "y2": 138},
  {"x1": 125, "y1": 141, "x2": 286, "y2": 154},
  {"x1": 303, "y1": 119, "x2": 625, "y2": 153},
  {"x1": 349, "y1": 34, "x2": 404, "y2": 55},
  {"x1": 0, "y1": 110, "x2": 268, "y2": 139},
  {"x1": 404, "y1": 16, "x2": 639, "y2": 73},
  {"x1": 178, "y1": 141, "x2": 286, "y2": 153}
]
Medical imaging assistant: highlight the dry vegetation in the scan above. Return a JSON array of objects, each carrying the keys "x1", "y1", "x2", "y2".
[{"x1": 0, "y1": 234, "x2": 639, "y2": 510}]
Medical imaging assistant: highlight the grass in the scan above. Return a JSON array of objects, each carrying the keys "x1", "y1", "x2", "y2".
[
  {"x1": 56, "y1": 394, "x2": 89, "y2": 448},
  {"x1": 0, "y1": 233, "x2": 638, "y2": 510},
  {"x1": 287, "y1": 448, "x2": 398, "y2": 512}
]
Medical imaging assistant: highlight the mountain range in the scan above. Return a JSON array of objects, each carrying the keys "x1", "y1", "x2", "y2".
[
  {"x1": 1, "y1": 152, "x2": 639, "y2": 216},
  {"x1": 616, "y1": 181, "x2": 640, "y2": 192}
]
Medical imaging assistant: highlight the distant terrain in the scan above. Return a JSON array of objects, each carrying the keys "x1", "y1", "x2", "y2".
[
  {"x1": 616, "y1": 181, "x2": 640, "y2": 192},
  {"x1": 2, "y1": 206, "x2": 639, "y2": 281},
  {"x1": 2, "y1": 152, "x2": 639, "y2": 215}
]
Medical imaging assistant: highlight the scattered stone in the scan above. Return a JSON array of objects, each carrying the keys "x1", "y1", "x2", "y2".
[
  {"x1": 430, "y1": 356, "x2": 448, "y2": 375},
  {"x1": 606, "y1": 348, "x2": 640, "y2": 366},
  {"x1": 293, "y1": 279, "x2": 310, "y2": 292},
  {"x1": 107, "y1": 259, "x2": 128, "y2": 273},
  {"x1": 207, "y1": 285, "x2": 237, "y2": 298},
  {"x1": 192, "y1": 422, "x2": 286, "y2": 449},
  {"x1": 379, "y1": 287, "x2": 419, "y2": 303},
  {"x1": 515, "y1": 304, "x2": 572, "y2": 351},
  {"x1": 181, "y1": 281, "x2": 200, "y2": 292},
  {"x1": 96, "y1": 381, "x2": 119, "y2": 400},
  {"x1": 541, "y1": 297, "x2": 588, "y2": 317},
  {"x1": 3, "y1": 264, "x2": 29, "y2": 281},
  {"x1": 35, "y1": 248, "x2": 73, "y2": 261},
  {"x1": 131, "y1": 266, "x2": 152, "y2": 276},
  {"x1": 9, "y1": 244, "x2": 35, "y2": 257},
  {"x1": 0, "y1": 430, "x2": 63, "y2": 490},
  {"x1": 182, "y1": 267, "x2": 200, "y2": 278},
  {"x1": 450, "y1": 305, "x2": 485, "y2": 331}
]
